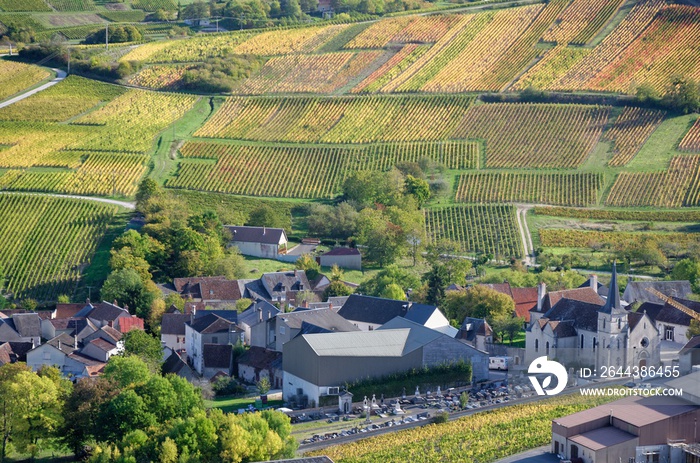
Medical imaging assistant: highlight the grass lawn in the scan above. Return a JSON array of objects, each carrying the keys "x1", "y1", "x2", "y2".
[{"x1": 205, "y1": 395, "x2": 284, "y2": 414}]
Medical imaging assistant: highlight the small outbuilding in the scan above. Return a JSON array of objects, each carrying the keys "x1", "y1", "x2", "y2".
[{"x1": 319, "y1": 247, "x2": 361, "y2": 270}]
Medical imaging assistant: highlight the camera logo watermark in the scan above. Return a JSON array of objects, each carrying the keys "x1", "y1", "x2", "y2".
[{"x1": 528, "y1": 356, "x2": 568, "y2": 396}]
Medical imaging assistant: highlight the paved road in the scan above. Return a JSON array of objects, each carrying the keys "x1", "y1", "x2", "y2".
[
  {"x1": 0, "y1": 191, "x2": 135, "y2": 210},
  {"x1": 0, "y1": 68, "x2": 67, "y2": 109}
]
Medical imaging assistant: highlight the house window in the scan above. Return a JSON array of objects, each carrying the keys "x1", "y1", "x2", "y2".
[
  {"x1": 617, "y1": 338, "x2": 620, "y2": 350},
  {"x1": 603, "y1": 318, "x2": 606, "y2": 329},
  {"x1": 535, "y1": 339, "x2": 539, "y2": 352},
  {"x1": 645, "y1": 453, "x2": 659, "y2": 463},
  {"x1": 593, "y1": 338, "x2": 596, "y2": 351},
  {"x1": 545, "y1": 341, "x2": 550, "y2": 356},
  {"x1": 43, "y1": 350, "x2": 51, "y2": 360},
  {"x1": 665, "y1": 326, "x2": 674, "y2": 341},
  {"x1": 212, "y1": 336, "x2": 218, "y2": 344},
  {"x1": 580, "y1": 335, "x2": 584, "y2": 349},
  {"x1": 280, "y1": 326, "x2": 286, "y2": 335},
  {"x1": 618, "y1": 318, "x2": 621, "y2": 330}
]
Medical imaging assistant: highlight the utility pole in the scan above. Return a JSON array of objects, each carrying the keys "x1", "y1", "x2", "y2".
[
  {"x1": 240, "y1": 13, "x2": 245, "y2": 30},
  {"x1": 105, "y1": 23, "x2": 109, "y2": 50},
  {"x1": 67, "y1": 48, "x2": 70, "y2": 74}
]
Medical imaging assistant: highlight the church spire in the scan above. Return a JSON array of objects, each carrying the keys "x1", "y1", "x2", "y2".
[{"x1": 600, "y1": 262, "x2": 623, "y2": 314}]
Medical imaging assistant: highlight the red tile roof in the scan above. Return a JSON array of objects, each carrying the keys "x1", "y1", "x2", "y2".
[
  {"x1": 54, "y1": 303, "x2": 85, "y2": 319},
  {"x1": 482, "y1": 283, "x2": 538, "y2": 322},
  {"x1": 118, "y1": 317, "x2": 144, "y2": 333}
]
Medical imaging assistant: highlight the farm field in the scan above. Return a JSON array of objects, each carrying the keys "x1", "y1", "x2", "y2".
[
  {"x1": 0, "y1": 61, "x2": 50, "y2": 101},
  {"x1": 0, "y1": 78, "x2": 197, "y2": 196},
  {"x1": 0, "y1": 194, "x2": 124, "y2": 301},
  {"x1": 194, "y1": 95, "x2": 475, "y2": 143},
  {"x1": 424, "y1": 205, "x2": 523, "y2": 258},
  {"x1": 167, "y1": 140, "x2": 479, "y2": 199},
  {"x1": 606, "y1": 155, "x2": 700, "y2": 208},
  {"x1": 101, "y1": 0, "x2": 700, "y2": 96},
  {"x1": 680, "y1": 118, "x2": 700, "y2": 152},
  {"x1": 455, "y1": 172, "x2": 603, "y2": 207},
  {"x1": 311, "y1": 391, "x2": 616, "y2": 463}
]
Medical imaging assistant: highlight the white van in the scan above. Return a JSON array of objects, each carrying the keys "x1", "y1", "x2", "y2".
[{"x1": 489, "y1": 357, "x2": 510, "y2": 371}]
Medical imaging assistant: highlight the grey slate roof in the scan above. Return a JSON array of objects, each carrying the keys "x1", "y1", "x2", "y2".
[
  {"x1": 542, "y1": 299, "x2": 602, "y2": 332},
  {"x1": 578, "y1": 279, "x2": 609, "y2": 298},
  {"x1": 238, "y1": 300, "x2": 280, "y2": 328},
  {"x1": 623, "y1": 281, "x2": 692, "y2": 304},
  {"x1": 459, "y1": 317, "x2": 492, "y2": 342},
  {"x1": 639, "y1": 297, "x2": 700, "y2": 327},
  {"x1": 11, "y1": 313, "x2": 41, "y2": 338},
  {"x1": 202, "y1": 344, "x2": 232, "y2": 369},
  {"x1": 226, "y1": 226, "x2": 287, "y2": 245},
  {"x1": 680, "y1": 335, "x2": 700, "y2": 355},
  {"x1": 162, "y1": 351, "x2": 193, "y2": 375},
  {"x1": 403, "y1": 304, "x2": 440, "y2": 325},
  {"x1": 277, "y1": 308, "x2": 359, "y2": 332},
  {"x1": 194, "y1": 310, "x2": 238, "y2": 324},
  {"x1": 238, "y1": 346, "x2": 282, "y2": 370},
  {"x1": 46, "y1": 333, "x2": 78, "y2": 354},
  {"x1": 599, "y1": 263, "x2": 624, "y2": 315},
  {"x1": 188, "y1": 313, "x2": 235, "y2": 334},
  {"x1": 261, "y1": 271, "x2": 311, "y2": 300},
  {"x1": 6, "y1": 342, "x2": 32, "y2": 362},
  {"x1": 81, "y1": 301, "x2": 129, "y2": 322},
  {"x1": 161, "y1": 313, "x2": 191, "y2": 336},
  {"x1": 337, "y1": 294, "x2": 410, "y2": 325},
  {"x1": 243, "y1": 279, "x2": 271, "y2": 301}
]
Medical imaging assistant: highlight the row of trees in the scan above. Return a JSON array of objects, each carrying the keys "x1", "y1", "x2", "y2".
[{"x1": 0, "y1": 354, "x2": 296, "y2": 463}]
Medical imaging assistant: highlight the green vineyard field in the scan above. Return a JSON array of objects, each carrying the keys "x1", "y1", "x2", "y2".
[
  {"x1": 425, "y1": 205, "x2": 523, "y2": 258},
  {"x1": 167, "y1": 140, "x2": 479, "y2": 199},
  {"x1": 0, "y1": 194, "x2": 123, "y2": 300}
]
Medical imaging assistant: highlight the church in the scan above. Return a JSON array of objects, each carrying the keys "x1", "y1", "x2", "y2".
[{"x1": 525, "y1": 264, "x2": 660, "y2": 373}]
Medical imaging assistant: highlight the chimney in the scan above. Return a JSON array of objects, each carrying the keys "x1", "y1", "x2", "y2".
[
  {"x1": 259, "y1": 308, "x2": 263, "y2": 323},
  {"x1": 537, "y1": 282, "x2": 546, "y2": 311},
  {"x1": 74, "y1": 333, "x2": 78, "y2": 348},
  {"x1": 302, "y1": 299, "x2": 308, "y2": 309},
  {"x1": 590, "y1": 274, "x2": 598, "y2": 293},
  {"x1": 86, "y1": 298, "x2": 90, "y2": 304},
  {"x1": 124, "y1": 304, "x2": 129, "y2": 313},
  {"x1": 329, "y1": 302, "x2": 334, "y2": 312},
  {"x1": 113, "y1": 300, "x2": 118, "y2": 306},
  {"x1": 58, "y1": 339, "x2": 61, "y2": 351},
  {"x1": 263, "y1": 226, "x2": 266, "y2": 235}
]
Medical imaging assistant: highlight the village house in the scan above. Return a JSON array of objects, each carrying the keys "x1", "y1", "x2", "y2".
[
  {"x1": 162, "y1": 350, "x2": 196, "y2": 381},
  {"x1": 41, "y1": 317, "x2": 97, "y2": 342},
  {"x1": 637, "y1": 296, "x2": 700, "y2": 345},
  {"x1": 457, "y1": 317, "x2": 493, "y2": 351},
  {"x1": 225, "y1": 225, "x2": 288, "y2": 259},
  {"x1": 237, "y1": 299, "x2": 280, "y2": 347},
  {"x1": 237, "y1": 346, "x2": 283, "y2": 388},
  {"x1": 185, "y1": 313, "x2": 242, "y2": 377},
  {"x1": 0, "y1": 312, "x2": 41, "y2": 345},
  {"x1": 161, "y1": 313, "x2": 191, "y2": 351}
]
